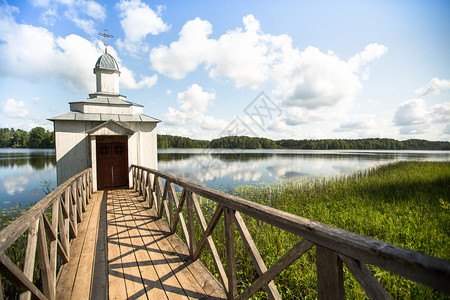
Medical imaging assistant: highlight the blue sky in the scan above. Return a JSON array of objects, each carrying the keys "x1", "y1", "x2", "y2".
[{"x1": 0, "y1": 0, "x2": 449, "y2": 141}]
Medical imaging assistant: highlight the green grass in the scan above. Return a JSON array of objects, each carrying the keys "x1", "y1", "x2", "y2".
[{"x1": 185, "y1": 161, "x2": 450, "y2": 299}]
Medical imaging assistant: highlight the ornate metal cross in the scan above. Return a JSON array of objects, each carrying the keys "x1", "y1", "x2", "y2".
[{"x1": 98, "y1": 29, "x2": 114, "y2": 53}]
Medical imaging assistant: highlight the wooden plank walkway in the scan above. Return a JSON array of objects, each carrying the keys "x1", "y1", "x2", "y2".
[{"x1": 55, "y1": 188, "x2": 226, "y2": 300}]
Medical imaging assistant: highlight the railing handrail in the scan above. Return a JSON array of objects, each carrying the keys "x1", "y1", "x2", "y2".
[
  {"x1": 0, "y1": 168, "x2": 91, "y2": 255},
  {"x1": 132, "y1": 164, "x2": 450, "y2": 296}
]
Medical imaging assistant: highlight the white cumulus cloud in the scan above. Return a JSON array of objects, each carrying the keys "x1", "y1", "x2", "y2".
[
  {"x1": 29, "y1": 0, "x2": 105, "y2": 34},
  {"x1": 334, "y1": 114, "x2": 376, "y2": 132},
  {"x1": 394, "y1": 98, "x2": 450, "y2": 138},
  {"x1": 116, "y1": 0, "x2": 170, "y2": 54},
  {"x1": 150, "y1": 15, "x2": 387, "y2": 114},
  {"x1": 414, "y1": 78, "x2": 450, "y2": 96},
  {"x1": 0, "y1": 5, "x2": 157, "y2": 93},
  {"x1": 150, "y1": 17, "x2": 215, "y2": 79},
  {"x1": 1, "y1": 98, "x2": 29, "y2": 118},
  {"x1": 120, "y1": 67, "x2": 158, "y2": 89},
  {"x1": 394, "y1": 99, "x2": 428, "y2": 126},
  {"x1": 429, "y1": 102, "x2": 450, "y2": 124},
  {"x1": 348, "y1": 43, "x2": 388, "y2": 71},
  {"x1": 164, "y1": 84, "x2": 223, "y2": 129}
]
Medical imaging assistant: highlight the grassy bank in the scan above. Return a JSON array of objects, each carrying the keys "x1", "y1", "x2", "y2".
[{"x1": 191, "y1": 161, "x2": 449, "y2": 299}]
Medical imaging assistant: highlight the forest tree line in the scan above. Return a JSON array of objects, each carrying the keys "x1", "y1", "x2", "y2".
[
  {"x1": 0, "y1": 127, "x2": 54, "y2": 148},
  {"x1": 1, "y1": 129, "x2": 448, "y2": 150},
  {"x1": 158, "y1": 134, "x2": 450, "y2": 150}
]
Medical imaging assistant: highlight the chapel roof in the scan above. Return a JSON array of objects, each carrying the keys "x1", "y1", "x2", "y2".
[
  {"x1": 48, "y1": 112, "x2": 161, "y2": 123},
  {"x1": 95, "y1": 53, "x2": 119, "y2": 71},
  {"x1": 69, "y1": 97, "x2": 143, "y2": 107}
]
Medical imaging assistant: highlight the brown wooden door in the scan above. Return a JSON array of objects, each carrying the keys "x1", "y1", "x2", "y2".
[
  {"x1": 96, "y1": 137, "x2": 128, "y2": 189},
  {"x1": 111, "y1": 142, "x2": 128, "y2": 187}
]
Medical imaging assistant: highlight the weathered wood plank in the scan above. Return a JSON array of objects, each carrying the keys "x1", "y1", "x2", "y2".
[
  {"x1": 42, "y1": 210, "x2": 69, "y2": 264},
  {"x1": 191, "y1": 195, "x2": 228, "y2": 292},
  {"x1": 106, "y1": 190, "x2": 128, "y2": 300},
  {"x1": 117, "y1": 189, "x2": 168, "y2": 300},
  {"x1": 110, "y1": 190, "x2": 146, "y2": 300},
  {"x1": 170, "y1": 188, "x2": 186, "y2": 233},
  {"x1": 91, "y1": 190, "x2": 109, "y2": 300},
  {"x1": 186, "y1": 191, "x2": 196, "y2": 257},
  {"x1": 49, "y1": 201, "x2": 59, "y2": 292},
  {"x1": 236, "y1": 239, "x2": 314, "y2": 300},
  {"x1": 224, "y1": 208, "x2": 237, "y2": 300},
  {"x1": 55, "y1": 189, "x2": 97, "y2": 297},
  {"x1": 57, "y1": 197, "x2": 69, "y2": 260},
  {"x1": 339, "y1": 254, "x2": 392, "y2": 300},
  {"x1": 172, "y1": 192, "x2": 191, "y2": 250},
  {"x1": 19, "y1": 219, "x2": 39, "y2": 300},
  {"x1": 151, "y1": 215, "x2": 227, "y2": 299},
  {"x1": 0, "y1": 254, "x2": 47, "y2": 300},
  {"x1": 123, "y1": 191, "x2": 188, "y2": 299},
  {"x1": 37, "y1": 215, "x2": 54, "y2": 300},
  {"x1": 131, "y1": 191, "x2": 226, "y2": 299},
  {"x1": 70, "y1": 191, "x2": 103, "y2": 299},
  {"x1": 192, "y1": 202, "x2": 223, "y2": 260},
  {"x1": 316, "y1": 245, "x2": 344, "y2": 300},
  {"x1": 233, "y1": 211, "x2": 281, "y2": 300}
]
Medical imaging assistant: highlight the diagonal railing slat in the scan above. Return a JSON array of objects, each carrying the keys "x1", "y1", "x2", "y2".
[
  {"x1": 339, "y1": 254, "x2": 392, "y2": 300},
  {"x1": 0, "y1": 254, "x2": 47, "y2": 300},
  {"x1": 236, "y1": 239, "x2": 314, "y2": 300},
  {"x1": 191, "y1": 195, "x2": 228, "y2": 292},
  {"x1": 233, "y1": 211, "x2": 281, "y2": 300},
  {"x1": 132, "y1": 165, "x2": 450, "y2": 299},
  {"x1": 19, "y1": 219, "x2": 39, "y2": 300}
]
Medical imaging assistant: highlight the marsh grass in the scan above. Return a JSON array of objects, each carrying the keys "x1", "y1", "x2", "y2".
[{"x1": 182, "y1": 161, "x2": 449, "y2": 299}]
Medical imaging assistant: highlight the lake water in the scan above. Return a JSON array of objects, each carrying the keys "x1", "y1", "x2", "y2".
[{"x1": 1, "y1": 148, "x2": 449, "y2": 209}]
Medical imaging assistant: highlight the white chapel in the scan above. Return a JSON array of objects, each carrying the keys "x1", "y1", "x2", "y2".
[{"x1": 49, "y1": 51, "x2": 160, "y2": 191}]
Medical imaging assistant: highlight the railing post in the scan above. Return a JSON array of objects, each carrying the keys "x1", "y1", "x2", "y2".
[
  {"x1": 186, "y1": 191, "x2": 196, "y2": 256},
  {"x1": 49, "y1": 200, "x2": 59, "y2": 298},
  {"x1": 89, "y1": 169, "x2": 93, "y2": 197},
  {"x1": 137, "y1": 168, "x2": 142, "y2": 195},
  {"x1": 224, "y1": 207, "x2": 237, "y2": 300},
  {"x1": 132, "y1": 166, "x2": 136, "y2": 190},
  {"x1": 19, "y1": 219, "x2": 39, "y2": 300},
  {"x1": 316, "y1": 245, "x2": 344, "y2": 300},
  {"x1": 37, "y1": 215, "x2": 54, "y2": 300}
]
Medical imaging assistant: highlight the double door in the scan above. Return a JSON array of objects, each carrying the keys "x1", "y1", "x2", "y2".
[{"x1": 96, "y1": 137, "x2": 128, "y2": 188}]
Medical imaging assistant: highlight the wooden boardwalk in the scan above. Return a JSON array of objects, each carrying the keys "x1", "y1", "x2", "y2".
[
  {"x1": 1, "y1": 167, "x2": 449, "y2": 300},
  {"x1": 55, "y1": 188, "x2": 226, "y2": 300}
]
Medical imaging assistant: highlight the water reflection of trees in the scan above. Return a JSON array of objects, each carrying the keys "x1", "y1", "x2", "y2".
[
  {"x1": 0, "y1": 152, "x2": 56, "y2": 170},
  {"x1": 159, "y1": 152, "x2": 276, "y2": 163},
  {"x1": 158, "y1": 153, "x2": 197, "y2": 162},
  {"x1": 158, "y1": 151, "x2": 434, "y2": 164}
]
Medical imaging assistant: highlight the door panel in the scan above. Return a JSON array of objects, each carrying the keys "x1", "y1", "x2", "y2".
[
  {"x1": 96, "y1": 138, "x2": 128, "y2": 189},
  {"x1": 97, "y1": 143, "x2": 112, "y2": 188},
  {"x1": 112, "y1": 142, "x2": 128, "y2": 187}
]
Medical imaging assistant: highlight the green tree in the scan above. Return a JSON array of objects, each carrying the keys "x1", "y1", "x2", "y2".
[
  {"x1": 0, "y1": 128, "x2": 12, "y2": 147},
  {"x1": 29, "y1": 127, "x2": 46, "y2": 148},
  {"x1": 43, "y1": 130, "x2": 55, "y2": 148},
  {"x1": 11, "y1": 129, "x2": 29, "y2": 148}
]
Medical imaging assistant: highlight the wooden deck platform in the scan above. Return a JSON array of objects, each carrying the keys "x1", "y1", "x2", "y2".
[{"x1": 55, "y1": 188, "x2": 226, "y2": 300}]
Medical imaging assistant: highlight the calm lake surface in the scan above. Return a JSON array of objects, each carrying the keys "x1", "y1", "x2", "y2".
[{"x1": 1, "y1": 148, "x2": 449, "y2": 209}]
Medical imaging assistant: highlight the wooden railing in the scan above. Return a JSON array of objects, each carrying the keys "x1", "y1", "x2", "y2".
[
  {"x1": 0, "y1": 168, "x2": 92, "y2": 300},
  {"x1": 132, "y1": 165, "x2": 450, "y2": 300}
]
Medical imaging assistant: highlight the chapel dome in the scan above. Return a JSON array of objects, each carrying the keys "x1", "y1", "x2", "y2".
[{"x1": 95, "y1": 53, "x2": 119, "y2": 72}]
